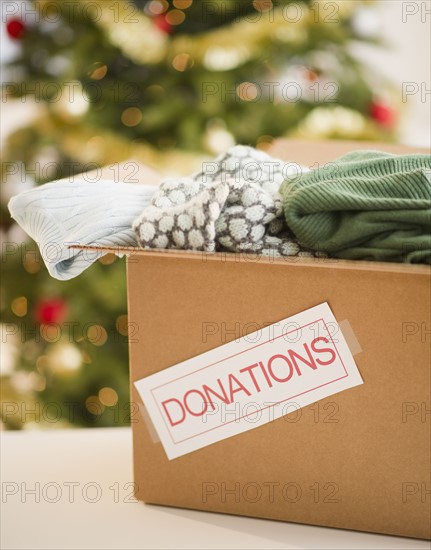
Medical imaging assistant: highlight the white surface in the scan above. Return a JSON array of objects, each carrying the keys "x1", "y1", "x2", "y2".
[
  {"x1": 351, "y1": 0, "x2": 431, "y2": 148},
  {"x1": 1, "y1": 428, "x2": 429, "y2": 550}
]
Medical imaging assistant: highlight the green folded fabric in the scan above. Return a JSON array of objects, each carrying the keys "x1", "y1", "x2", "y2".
[{"x1": 280, "y1": 150, "x2": 431, "y2": 264}]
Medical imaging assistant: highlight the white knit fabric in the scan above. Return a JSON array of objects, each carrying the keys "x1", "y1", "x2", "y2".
[{"x1": 8, "y1": 179, "x2": 156, "y2": 280}]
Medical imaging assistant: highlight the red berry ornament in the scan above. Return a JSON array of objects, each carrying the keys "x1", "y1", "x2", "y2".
[
  {"x1": 153, "y1": 14, "x2": 172, "y2": 34},
  {"x1": 6, "y1": 18, "x2": 26, "y2": 39},
  {"x1": 34, "y1": 298, "x2": 68, "y2": 325},
  {"x1": 370, "y1": 101, "x2": 396, "y2": 128}
]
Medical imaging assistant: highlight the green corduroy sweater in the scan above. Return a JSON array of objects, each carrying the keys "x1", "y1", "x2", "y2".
[{"x1": 281, "y1": 150, "x2": 431, "y2": 264}]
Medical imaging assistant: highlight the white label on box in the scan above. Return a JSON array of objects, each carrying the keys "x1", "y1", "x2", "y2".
[{"x1": 134, "y1": 302, "x2": 363, "y2": 460}]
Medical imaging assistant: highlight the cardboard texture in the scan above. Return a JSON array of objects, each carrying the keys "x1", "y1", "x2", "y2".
[{"x1": 75, "y1": 140, "x2": 431, "y2": 539}]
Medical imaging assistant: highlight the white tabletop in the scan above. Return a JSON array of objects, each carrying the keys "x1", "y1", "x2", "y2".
[{"x1": 1, "y1": 428, "x2": 428, "y2": 550}]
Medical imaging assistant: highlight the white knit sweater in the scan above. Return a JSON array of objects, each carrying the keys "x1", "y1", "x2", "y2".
[{"x1": 8, "y1": 179, "x2": 156, "y2": 280}]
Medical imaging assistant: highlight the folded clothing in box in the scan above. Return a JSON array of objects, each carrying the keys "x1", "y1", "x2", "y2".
[
  {"x1": 281, "y1": 150, "x2": 431, "y2": 264},
  {"x1": 8, "y1": 142, "x2": 431, "y2": 283}
]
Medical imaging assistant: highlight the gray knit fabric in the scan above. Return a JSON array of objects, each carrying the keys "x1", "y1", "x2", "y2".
[{"x1": 133, "y1": 145, "x2": 326, "y2": 258}]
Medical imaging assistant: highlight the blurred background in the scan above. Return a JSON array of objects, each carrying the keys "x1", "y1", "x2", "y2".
[{"x1": 1, "y1": 0, "x2": 430, "y2": 430}]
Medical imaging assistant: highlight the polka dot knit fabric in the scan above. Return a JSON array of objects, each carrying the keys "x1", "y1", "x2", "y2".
[{"x1": 133, "y1": 145, "x2": 327, "y2": 258}]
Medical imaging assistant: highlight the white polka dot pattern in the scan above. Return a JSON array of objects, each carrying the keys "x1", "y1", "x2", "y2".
[{"x1": 133, "y1": 146, "x2": 326, "y2": 259}]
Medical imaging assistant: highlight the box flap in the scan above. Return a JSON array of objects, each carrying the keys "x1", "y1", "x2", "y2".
[
  {"x1": 69, "y1": 244, "x2": 430, "y2": 275},
  {"x1": 268, "y1": 138, "x2": 430, "y2": 166}
]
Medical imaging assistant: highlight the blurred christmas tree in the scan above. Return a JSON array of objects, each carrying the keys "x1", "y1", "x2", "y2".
[{"x1": 1, "y1": 0, "x2": 397, "y2": 429}]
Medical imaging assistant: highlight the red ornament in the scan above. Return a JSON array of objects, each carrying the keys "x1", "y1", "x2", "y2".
[
  {"x1": 34, "y1": 298, "x2": 68, "y2": 325},
  {"x1": 370, "y1": 101, "x2": 396, "y2": 128},
  {"x1": 6, "y1": 18, "x2": 26, "y2": 40},
  {"x1": 153, "y1": 14, "x2": 172, "y2": 34}
]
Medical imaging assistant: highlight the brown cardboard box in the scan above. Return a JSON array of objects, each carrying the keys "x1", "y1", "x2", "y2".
[{"x1": 77, "y1": 140, "x2": 431, "y2": 539}]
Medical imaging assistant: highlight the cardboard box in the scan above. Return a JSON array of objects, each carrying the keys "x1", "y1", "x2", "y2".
[{"x1": 76, "y1": 140, "x2": 431, "y2": 539}]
